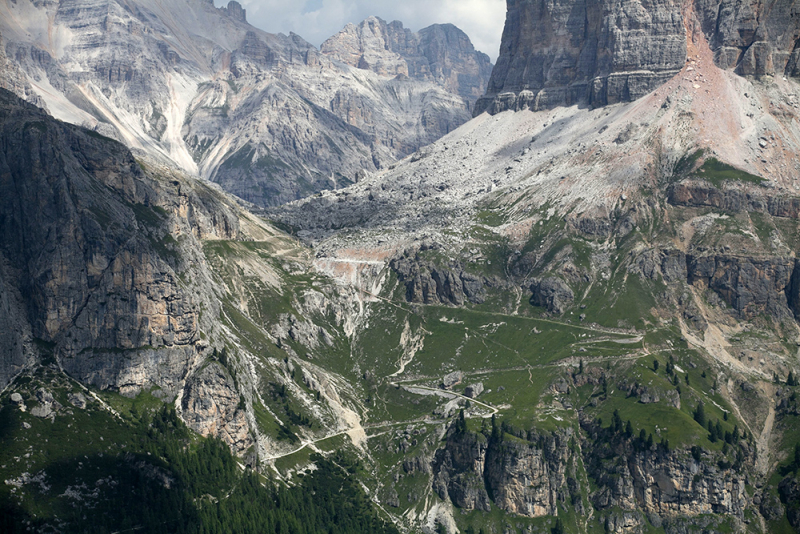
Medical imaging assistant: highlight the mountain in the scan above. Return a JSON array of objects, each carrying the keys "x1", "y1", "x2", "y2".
[
  {"x1": 272, "y1": 0, "x2": 800, "y2": 531},
  {"x1": 475, "y1": 0, "x2": 800, "y2": 115},
  {"x1": 0, "y1": 0, "x2": 492, "y2": 206},
  {"x1": 3, "y1": 0, "x2": 800, "y2": 533},
  {"x1": 322, "y1": 16, "x2": 493, "y2": 107}
]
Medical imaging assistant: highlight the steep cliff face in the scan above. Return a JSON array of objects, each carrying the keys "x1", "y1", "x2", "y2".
[
  {"x1": 476, "y1": 0, "x2": 800, "y2": 115},
  {"x1": 587, "y1": 447, "x2": 748, "y2": 519},
  {"x1": 483, "y1": 433, "x2": 571, "y2": 518},
  {"x1": 669, "y1": 180, "x2": 800, "y2": 219},
  {"x1": 475, "y1": 0, "x2": 687, "y2": 114},
  {"x1": 687, "y1": 255, "x2": 796, "y2": 320},
  {"x1": 321, "y1": 17, "x2": 493, "y2": 105},
  {"x1": 433, "y1": 427, "x2": 573, "y2": 519},
  {"x1": 432, "y1": 421, "x2": 753, "y2": 532},
  {"x1": 695, "y1": 0, "x2": 800, "y2": 77},
  {"x1": 181, "y1": 362, "x2": 253, "y2": 454},
  {"x1": 432, "y1": 430, "x2": 492, "y2": 512},
  {"x1": 0, "y1": 30, "x2": 45, "y2": 110},
  {"x1": 0, "y1": 88, "x2": 258, "y2": 453},
  {"x1": 390, "y1": 255, "x2": 489, "y2": 306}
]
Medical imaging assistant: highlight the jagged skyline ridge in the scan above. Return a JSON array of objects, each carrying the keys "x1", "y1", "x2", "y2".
[{"x1": 238, "y1": 0, "x2": 505, "y2": 61}]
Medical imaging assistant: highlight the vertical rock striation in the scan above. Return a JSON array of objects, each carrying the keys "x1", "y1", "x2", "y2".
[
  {"x1": 475, "y1": 0, "x2": 800, "y2": 115},
  {"x1": 475, "y1": 0, "x2": 687, "y2": 114}
]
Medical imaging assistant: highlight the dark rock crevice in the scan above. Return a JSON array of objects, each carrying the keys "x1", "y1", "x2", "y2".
[{"x1": 785, "y1": 259, "x2": 800, "y2": 320}]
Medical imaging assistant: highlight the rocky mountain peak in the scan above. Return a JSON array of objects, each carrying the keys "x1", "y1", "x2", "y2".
[
  {"x1": 475, "y1": 0, "x2": 800, "y2": 115},
  {"x1": 321, "y1": 16, "x2": 411, "y2": 77},
  {"x1": 221, "y1": 0, "x2": 246, "y2": 23},
  {"x1": 321, "y1": 16, "x2": 493, "y2": 104},
  {"x1": 0, "y1": 0, "x2": 496, "y2": 207}
]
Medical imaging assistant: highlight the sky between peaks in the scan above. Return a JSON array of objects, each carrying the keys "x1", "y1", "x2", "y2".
[{"x1": 240, "y1": 0, "x2": 506, "y2": 62}]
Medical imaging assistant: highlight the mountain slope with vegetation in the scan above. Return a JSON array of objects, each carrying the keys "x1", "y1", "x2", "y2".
[{"x1": 2, "y1": 0, "x2": 800, "y2": 533}]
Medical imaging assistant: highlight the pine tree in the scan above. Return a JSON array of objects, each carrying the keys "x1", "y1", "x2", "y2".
[
  {"x1": 794, "y1": 443, "x2": 800, "y2": 470},
  {"x1": 708, "y1": 421, "x2": 718, "y2": 443},
  {"x1": 788, "y1": 371, "x2": 797, "y2": 387},
  {"x1": 653, "y1": 360, "x2": 659, "y2": 372},
  {"x1": 612, "y1": 409, "x2": 623, "y2": 433},
  {"x1": 694, "y1": 402, "x2": 706, "y2": 427},
  {"x1": 625, "y1": 420, "x2": 633, "y2": 438},
  {"x1": 455, "y1": 409, "x2": 467, "y2": 434},
  {"x1": 491, "y1": 414, "x2": 502, "y2": 443}
]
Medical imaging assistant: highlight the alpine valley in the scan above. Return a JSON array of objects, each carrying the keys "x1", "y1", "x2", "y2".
[{"x1": 1, "y1": 0, "x2": 800, "y2": 533}]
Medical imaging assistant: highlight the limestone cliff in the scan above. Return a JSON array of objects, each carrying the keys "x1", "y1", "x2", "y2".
[
  {"x1": 475, "y1": 0, "x2": 800, "y2": 115},
  {"x1": 433, "y1": 426, "x2": 574, "y2": 519},
  {"x1": 475, "y1": 0, "x2": 687, "y2": 114},
  {"x1": 0, "y1": 88, "x2": 254, "y2": 453},
  {"x1": 321, "y1": 17, "x2": 493, "y2": 106}
]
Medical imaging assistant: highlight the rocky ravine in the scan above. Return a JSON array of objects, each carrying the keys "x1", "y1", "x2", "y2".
[{"x1": 0, "y1": 0, "x2": 492, "y2": 206}]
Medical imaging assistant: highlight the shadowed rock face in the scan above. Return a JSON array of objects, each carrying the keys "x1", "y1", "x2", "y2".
[
  {"x1": 476, "y1": 0, "x2": 800, "y2": 115},
  {"x1": 0, "y1": 88, "x2": 258, "y2": 454},
  {"x1": 0, "y1": 88, "x2": 237, "y2": 394}
]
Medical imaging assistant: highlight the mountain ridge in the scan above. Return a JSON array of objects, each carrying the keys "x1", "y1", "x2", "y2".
[
  {"x1": 0, "y1": 0, "x2": 492, "y2": 206},
  {"x1": 322, "y1": 16, "x2": 493, "y2": 107},
  {"x1": 2, "y1": 0, "x2": 800, "y2": 533}
]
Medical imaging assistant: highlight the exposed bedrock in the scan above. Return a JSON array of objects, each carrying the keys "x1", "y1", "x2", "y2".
[
  {"x1": 432, "y1": 428, "x2": 570, "y2": 517},
  {"x1": 390, "y1": 256, "x2": 489, "y2": 306},
  {"x1": 634, "y1": 246, "x2": 800, "y2": 322},
  {"x1": 0, "y1": 89, "x2": 236, "y2": 391},
  {"x1": 321, "y1": 16, "x2": 493, "y2": 105},
  {"x1": 669, "y1": 181, "x2": 800, "y2": 219},
  {"x1": 181, "y1": 362, "x2": 254, "y2": 456},
  {"x1": 476, "y1": 0, "x2": 800, "y2": 115},
  {"x1": 687, "y1": 255, "x2": 797, "y2": 320},
  {"x1": 0, "y1": 88, "x2": 254, "y2": 452}
]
